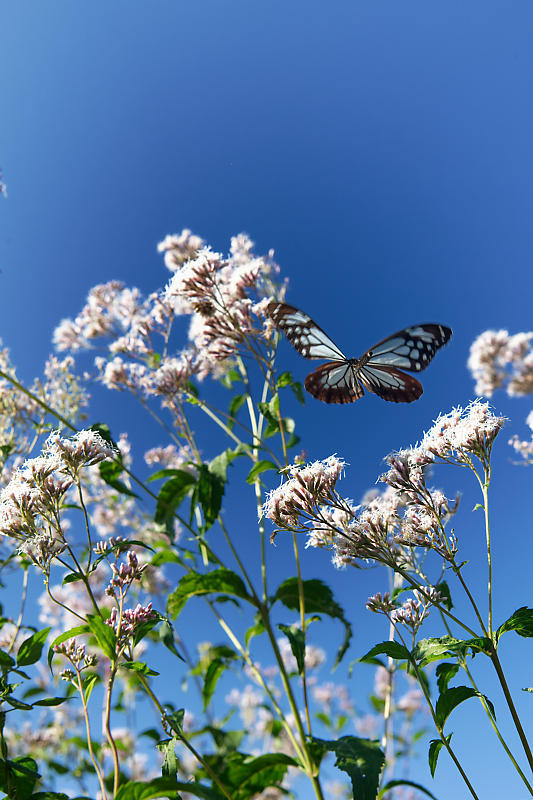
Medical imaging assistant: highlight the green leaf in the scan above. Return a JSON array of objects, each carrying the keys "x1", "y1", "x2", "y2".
[
  {"x1": 225, "y1": 752, "x2": 297, "y2": 793},
  {"x1": 496, "y1": 607, "x2": 533, "y2": 641},
  {"x1": 48, "y1": 625, "x2": 90, "y2": 671},
  {"x1": 17, "y1": 627, "x2": 51, "y2": 667},
  {"x1": 157, "y1": 736, "x2": 179, "y2": 780},
  {"x1": 209, "y1": 446, "x2": 244, "y2": 482},
  {"x1": 120, "y1": 661, "x2": 160, "y2": 677},
  {"x1": 278, "y1": 624, "x2": 305, "y2": 674},
  {"x1": 228, "y1": 394, "x2": 247, "y2": 428},
  {"x1": 0, "y1": 756, "x2": 39, "y2": 799},
  {"x1": 0, "y1": 648, "x2": 15, "y2": 670},
  {"x1": 310, "y1": 736, "x2": 385, "y2": 800},
  {"x1": 99, "y1": 459, "x2": 139, "y2": 498},
  {"x1": 87, "y1": 614, "x2": 117, "y2": 661},
  {"x1": 245, "y1": 620, "x2": 266, "y2": 648},
  {"x1": 220, "y1": 368, "x2": 242, "y2": 389},
  {"x1": 246, "y1": 460, "x2": 279, "y2": 484},
  {"x1": 273, "y1": 578, "x2": 352, "y2": 668},
  {"x1": 159, "y1": 619, "x2": 184, "y2": 660},
  {"x1": 435, "y1": 580, "x2": 453, "y2": 610},
  {"x1": 277, "y1": 371, "x2": 305, "y2": 404},
  {"x1": 436, "y1": 663, "x2": 460, "y2": 694},
  {"x1": 83, "y1": 672, "x2": 100, "y2": 702},
  {"x1": 167, "y1": 569, "x2": 253, "y2": 619},
  {"x1": 360, "y1": 641, "x2": 411, "y2": 663},
  {"x1": 428, "y1": 734, "x2": 452, "y2": 777},
  {"x1": 523, "y1": 687, "x2": 533, "y2": 693},
  {"x1": 413, "y1": 635, "x2": 492, "y2": 667},
  {"x1": 32, "y1": 696, "x2": 69, "y2": 707},
  {"x1": 115, "y1": 777, "x2": 205, "y2": 800},
  {"x1": 435, "y1": 686, "x2": 495, "y2": 728},
  {"x1": 155, "y1": 471, "x2": 197, "y2": 537},
  {"x1": 379, "y1": 779, "x2": 438, "y2": 799},
  {"x1": 202, "y1": 648, "x2": 239, "y2": 710},
  {"x1": 196, "y1": 463, "x2": 225, "y2": 528}
]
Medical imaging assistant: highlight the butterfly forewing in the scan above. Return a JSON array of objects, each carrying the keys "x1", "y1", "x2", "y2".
[
  {"x1": 366, "y1": 324, "x2": 452, "y2": 373},
  {"x1": 305, "y1": 362, "x2": 364, "y2": 404},
  {"x1": 267, "y1": 302, "x2": 346, "y2": 360}
]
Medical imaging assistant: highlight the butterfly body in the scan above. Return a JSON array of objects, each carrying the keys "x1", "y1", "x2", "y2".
[{"x1": 267, "y1": 302, "x2": 451, "y2": 404}]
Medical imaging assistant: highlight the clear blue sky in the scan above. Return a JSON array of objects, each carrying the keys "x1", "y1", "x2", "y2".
[{"x1": 2, "y1": 2, "x2": 533, "y2": 797}]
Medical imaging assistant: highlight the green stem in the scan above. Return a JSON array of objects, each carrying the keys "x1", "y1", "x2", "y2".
[
  {"x1": 393, "y1": 627, "x2": 480, "y2": 799},
  {"x1": 490, "y1": 650, "x2": 533, "y2": 772}
]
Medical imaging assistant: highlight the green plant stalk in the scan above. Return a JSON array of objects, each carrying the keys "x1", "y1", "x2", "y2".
[
  {"x1": 489, "y1": 650, "x2": 533, "y2": 772},
  {"x1": 76, "y1": 666, "x2": 108, "y2": 799},
  {"x1": 206, "y1": 602, "x2": 309, "y2": 768},
  {"x1": 437, "y1": 609, "x2": 533, "y2": 793},
  {"x1": 392, "y1": 627, "x2": 480, "y2": 800},
  {"x1": 135, "y1": 670, "x2": 235, "y2": 800}
]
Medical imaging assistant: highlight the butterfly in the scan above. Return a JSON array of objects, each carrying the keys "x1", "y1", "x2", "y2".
[{"x1": 266, "y1": 302, "x2": 452, "y2": 404}]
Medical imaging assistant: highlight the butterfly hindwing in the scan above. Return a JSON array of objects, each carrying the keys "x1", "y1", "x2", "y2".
[
  {"x1": 366, "y1": 324, "x2": 452, "y2": 373},
  {"x1": 305, "y1": 361, "x2": 364, "y2": 404},
  {"x1": 358, "y1": 364, "x2": 423, "y2": 403},
  {"x1": 267, "y1": 302, "x2": 346, "y2": 360}
]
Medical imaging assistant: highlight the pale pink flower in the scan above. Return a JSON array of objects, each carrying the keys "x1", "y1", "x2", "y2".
[{"x1": 157, "y1": 229, "x2": 205, "y2": 271}]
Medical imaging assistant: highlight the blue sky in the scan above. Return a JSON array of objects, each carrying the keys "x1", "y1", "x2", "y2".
[{"x1": 2, "y1": 2, "x2": 533, "y2": 797}]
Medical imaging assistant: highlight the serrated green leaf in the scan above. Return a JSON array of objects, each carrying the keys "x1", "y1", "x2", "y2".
[
  {"x1": 428, "y1": 733, "x2": 452, "y2": 777},
  {"x1": 167, "y1": 569, "x2": 253, "y2": 619},
  {"x1": 99, "y1": 459, "x2": 139, "y2": 498},
  {"x1": 246, "y1": 460, "x2": 278, "y2": 484},
  {"x1": 436, "y1": 663, "x2": 460, "y2": 694},
  {"x1": 435, "y1": 686, "x2": 489, "y2": 728},
  {"x1": 197, "y1": 464, "x2": 225, "y2": 528},
  {"x1": 310, "y1": 736, "x2": 385, "y2": 800},
  {"x1": 17, "y1": 627, "x2": 50, "y2": 667},
  {"x1": 157, "y1": 736, "x2": 179, "y2": 780},
  {"x1": 278, "y1": 624, "x2": 305, "y2": 674},
  {"x1": 497, "y1": 607, "x2": 533, "y2": 641},
  {"x1": 155, "y1": 471, "x2": 197, "y2": 537},
  {"x1": 273, "y1": 578, "x2": 352, "y2": 668},
  {"x1": 360, "y1": 641, "x2": 411, "y2": 663},
  {"x1": 414, "y1": 635, "x2": 492, "y2": 666}
]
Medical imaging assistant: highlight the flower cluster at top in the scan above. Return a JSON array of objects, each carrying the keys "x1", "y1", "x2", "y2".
[
  {"x1": 468, "y1": 329, "x2": 533, "y2": 397},
  {"x1": 53, "y1": 230, "x2": 284, "y2": 401},
  {"x1": 262, "y1": 401, "x2": 504, "y2": 571}
]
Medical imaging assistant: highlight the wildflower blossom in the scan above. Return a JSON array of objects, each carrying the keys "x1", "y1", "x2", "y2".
[
  {"x1": 468, "y1": 329, "x2": 533, "y2": 396},
  {"x1": 157, "y1": 229, "x2": 205, "y2": 271},
  {"x1": 262, "y1": 456, "x2": 345, "y2": 534}
]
